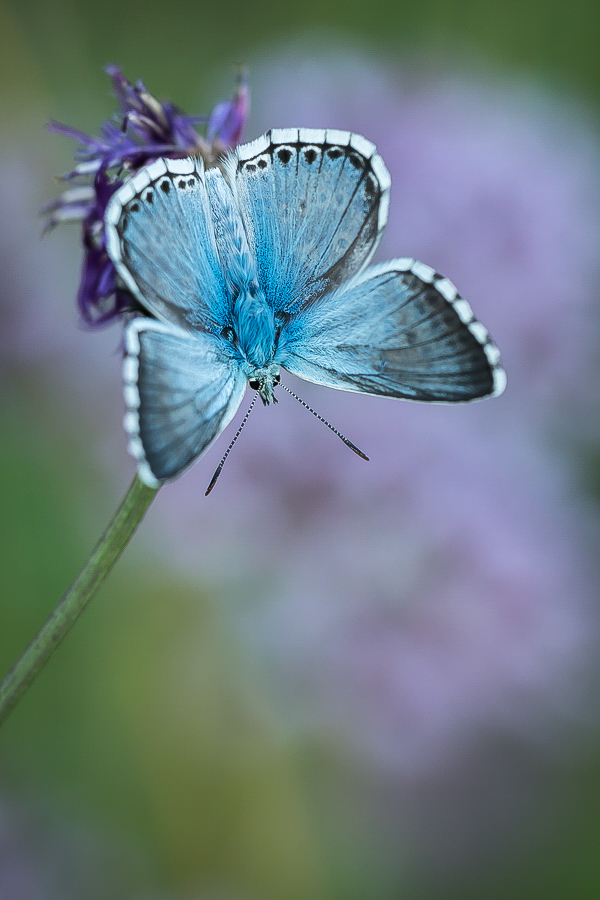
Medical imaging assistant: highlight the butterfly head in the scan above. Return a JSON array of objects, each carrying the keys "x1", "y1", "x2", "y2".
[{"x1": 248, "y1": 370, "x2": 280, "y2": 405}]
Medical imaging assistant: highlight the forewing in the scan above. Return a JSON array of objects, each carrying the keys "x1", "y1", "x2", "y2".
[
  {"x1": 106, "y1": 158, "x2": 234, "y2": 331},
  {"x1": 226, "y1": 129, "x2": 391, "y2": 314},
  {"x1": 279, "y1": 259, "x2": 506, "y2": 402},
  {"x1": 123, "y1": 319, "x2": 246, "y2": 485}
]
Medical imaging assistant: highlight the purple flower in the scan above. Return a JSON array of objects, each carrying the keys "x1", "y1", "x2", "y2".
[
  {"x1": 43, "y1": 66, "x2": 249, "y2": 326},
  {"x1": 136, "y1": 49, "x2": 600, "y2": 873},
  {"x1": 208, "y1": 67, "x2": 250, "y2": 147}
]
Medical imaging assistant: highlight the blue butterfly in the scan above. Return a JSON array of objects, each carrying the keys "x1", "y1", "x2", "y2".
[{"x1": 105, "y1": 128, "x2": 505, "y2": 489}]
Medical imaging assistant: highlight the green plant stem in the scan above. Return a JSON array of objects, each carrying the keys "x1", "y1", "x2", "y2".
[{"x1": 0, "y1": 474, "x2": 158, "y2": 727}]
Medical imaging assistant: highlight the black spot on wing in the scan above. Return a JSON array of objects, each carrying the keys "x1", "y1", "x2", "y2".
[{"x1": 365, "y1": 174, "x2": 377, "y2": 199}]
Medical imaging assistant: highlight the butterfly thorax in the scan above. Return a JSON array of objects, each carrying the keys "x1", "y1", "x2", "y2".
[{"x1": 231, "y1": 287, "x2": 280, "y2": 404}]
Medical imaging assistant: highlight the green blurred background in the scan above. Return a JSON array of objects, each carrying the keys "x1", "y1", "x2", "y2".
[{"x1": 2, "y1": 1, "x2": 600, "y2": 898}]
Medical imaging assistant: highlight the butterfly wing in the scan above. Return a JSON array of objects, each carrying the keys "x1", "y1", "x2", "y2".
[
  {"x1": 105, "y1": 158, "x2": 251, "y2": 331},
  {"x1": 123, "y1": 318, "x2": 247, "y2": 485},
  {"x1": 226, "y1": 129, "x2": 391, "y2": 315},
  {"x1": 278, "y1": 259, "x2": 506, "y2": 402}
]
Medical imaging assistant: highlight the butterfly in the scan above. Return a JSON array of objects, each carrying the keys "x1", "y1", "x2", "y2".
[{"x1": 105, "y1": 128, "x2": 505, "y2": 489}]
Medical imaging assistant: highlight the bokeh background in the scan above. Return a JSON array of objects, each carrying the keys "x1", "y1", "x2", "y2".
[{"x1": 3, "y1": 1, "x2": 600, "y2": 898}]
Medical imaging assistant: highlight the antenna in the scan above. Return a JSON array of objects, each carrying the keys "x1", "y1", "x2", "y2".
[
  {"x1": 205, "y1": 392, "x2": 259, "y2": 495},
  {"x1": 279, "y1": 382, "x2": 369, "y2": 461}
]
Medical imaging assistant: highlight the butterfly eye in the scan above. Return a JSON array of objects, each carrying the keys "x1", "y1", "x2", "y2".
[
  {"x1": 273, "y1": 373, "x2": 281, "y2": 384},
  {"x1": 248, "y1": 378, "x2": 261, "y2": 390}
]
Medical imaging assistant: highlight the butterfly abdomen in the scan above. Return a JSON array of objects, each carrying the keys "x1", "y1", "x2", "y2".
[{"x1": 232, "y1": 287, "x2": 276, "y2": 369}]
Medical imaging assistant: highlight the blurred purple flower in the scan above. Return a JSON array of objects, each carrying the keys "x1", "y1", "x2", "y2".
[
  {"x1": 43, "y1": 66, "x2": 249, "y2": 326},
  {"x1": 146, "y1": 51, "x2": 600, "y2": 795},
  {"x1": 208, "y1": 67, "x2": 250, "y2": 147},
  {"x1": 0, "y1": 796, "x2": 150, "y2": 900}
]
